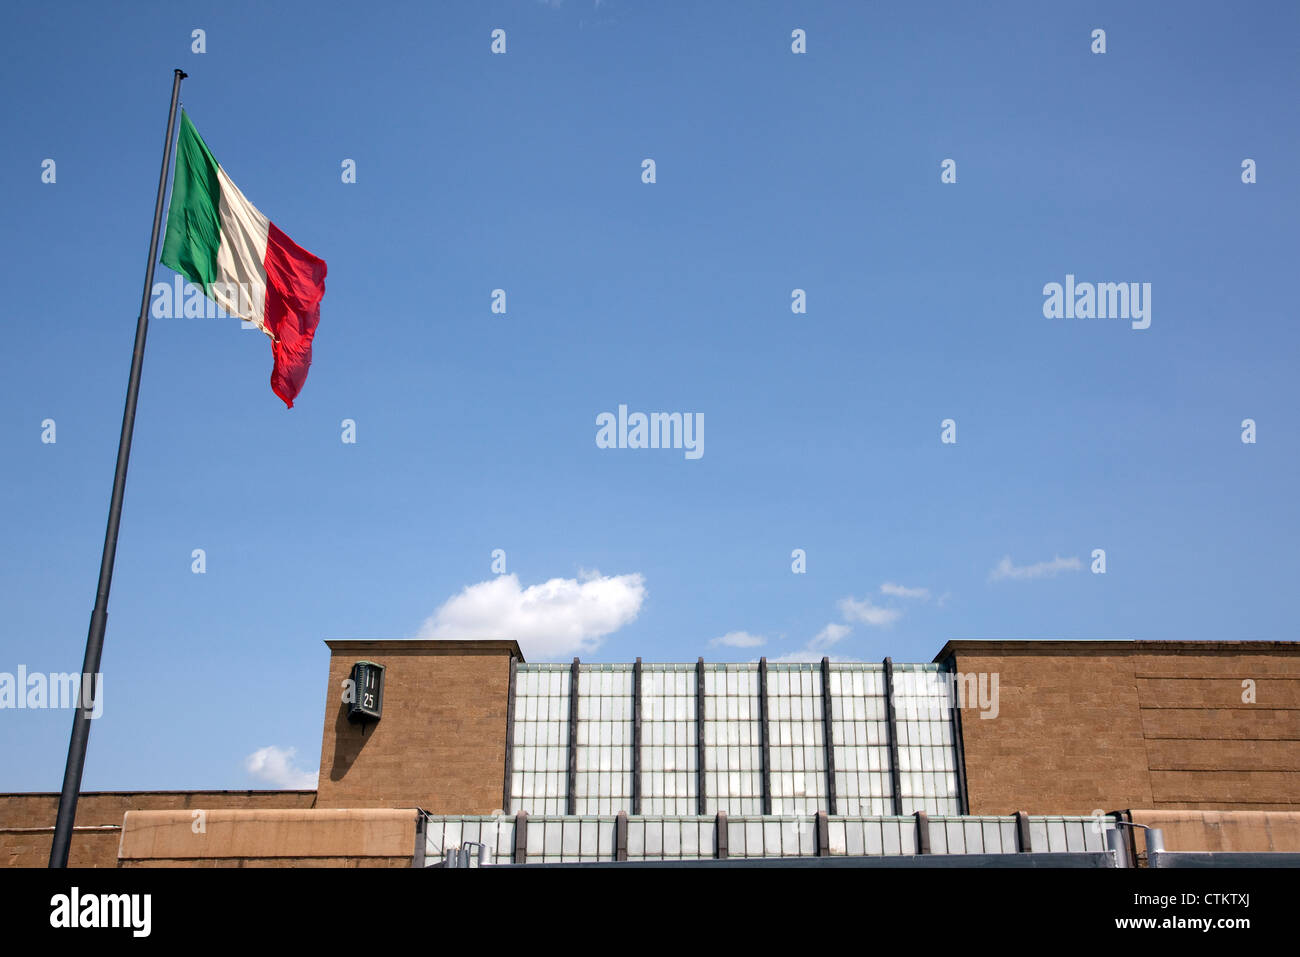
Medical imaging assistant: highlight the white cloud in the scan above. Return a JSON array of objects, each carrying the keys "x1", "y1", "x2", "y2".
[
  {"x1": 880, "y1": 582, "x2": 930, "y2": 600},
  {"x1": 418, "y1": 571, "x2": 646, "y2": 659},
  {"x1": 837, "y1": 596, "x2": 903, "y2": 627},
  {"x1": 764, "y1": 623, "x2": 857, "y2": 663},
  {"x1": 711, "y1": 631, "x2": 766, "y2": 648},
  {"x1": 988, "y1": 555, "x2": 1082, "y2": 582},
  {"x1": 714, "y1": 576, "x2": 934, "y2": 662},
  {"x1": 768, "y1": 649, "x2": 859, "y2": 663},
  {"x1": 244, "y1": 746, "x2": 317, "y2": 790},
  {"x1": 809, "y1": 622, "x2": 851, "y2": 650}
]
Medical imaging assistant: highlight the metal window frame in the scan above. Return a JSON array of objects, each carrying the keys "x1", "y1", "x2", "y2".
[
  {"x1": 758, "y1": 657, "x2": 772, "y2": 815},
  {"x1": 566, "y1": 658, "x2": 580, "y2": 816},
  {"x1": 883, "y1": 657, "x2": 904, "y2": 815},
  {"x1": 413, "y1": 810, "x2": 427, "y2": 867},
  {"x1": 820, "y1": 657, "x2": 837, "y2": 815},
  {"x1": 914, "y1": 810, "x2": 931, "y2": 854},
  {"x1": 1016, "y1": 810, "x2": 1032, "y2": 852},
  {"x1": 696, "y1": 657, "x2": 707, "y2": 815},
  {"x1": 632, "y1": 657, "x2": 643, "y2": 815},
  {"x1": 946, "y1": 659, "x2": 971, "y2": 815},
  {"x1": 502, "y1": 655, "x2": 518, "y2": 814},
  {"x1": 513, "y1": 811, "x2": 528, "y2": 864},
  {"x1": 615, "y1": 810, "x2": 629, "y2": 861}
]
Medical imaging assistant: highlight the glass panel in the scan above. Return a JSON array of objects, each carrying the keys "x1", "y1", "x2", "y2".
[
  {"x1": 929, "y1": 821, "x2": 947, "y2": 854},
  {"x1": 727, "y1": 821, "x2": 744, "y2": 857},
  {"x1": 946, "y1": 819, "x2": 965, "y2": 854},
  {"x1": 963, "y1": 820, "x2": 983, "y2": 854},
  {"x1": 681, "y1": 820, "x2": 699, "y2": 858},
  {"x1": 627, "y1": 821, "x2": 644, "y2": 858},
  {"x1": 641, "y1": 663, "x2": 699, "y2": 815},
  {"x1": 1047, "y1": 819, "x2": 1068, "y2": 852},
  {"x1": 767, "y1": 665, "x2": 828, "y2": 815},
  {"x1": 1029, "y1": 820, "x2": 1049, "y2": 853},
  {"x1": 982, "y1": 820, "x2": 1002, "y2": 854},
  {"x1": 763, "y1": 820, "x2": 782, "y2": 857},
  {"x1": 1000, "y1": 820, "x2": 1018, "y2": 853},
  {"x1": 574, "y1": 666, "x2": 634, "y2": 815},
  {"x1": 881, "y1": 820, "x2": 901, "y2": 855},
  {"x1": 1065, "y1": 820, "x2": 1085, "y2": 853},
  {"x1": 860, "y1": 819, "x2": 881, "y2": 855},
  {"x1": 828, "y1": 821, "x2": 847, "y2": 855},
  {"x1": 703, "y1": 665, "x2": 763, "y2": 815},
  {"x1": 826, "y1": 664, "x2": 896, "y2": 816},
  {"x1": 511, "y1": 665, "x2": 572, "y2": 816},
  {"x1": 898, "y1": 819, "x2": 916, "y2": 855}
]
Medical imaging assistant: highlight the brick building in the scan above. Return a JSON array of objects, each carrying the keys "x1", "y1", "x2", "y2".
[{"x1": 3, "y1": 638, "x2": 1297, "y2": 867}]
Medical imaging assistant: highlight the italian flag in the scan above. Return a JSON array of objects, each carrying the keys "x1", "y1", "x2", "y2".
[{"x1": 160, "y1": 111, "x2": 327, "y2": 408}]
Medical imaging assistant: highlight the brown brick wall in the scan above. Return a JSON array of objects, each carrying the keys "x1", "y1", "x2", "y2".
[
  {"x1": 941, "y1": 641, "x2": 1300, "y2": 815},
  {"x1": 314, "y1": 640, "x2": 519, "y2": 813},
  {"x1": 1, "y1": 827, "x2": 122, "y2": 869}
]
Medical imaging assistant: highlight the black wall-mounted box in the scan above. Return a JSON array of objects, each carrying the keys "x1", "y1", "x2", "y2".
[{"x1": 347, "y1": 660, "x2": 385, "y2": 724}]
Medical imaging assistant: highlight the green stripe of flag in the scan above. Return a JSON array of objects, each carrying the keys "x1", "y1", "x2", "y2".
[{"x1": 160, "y1": 110, "x2": 222, "y2": 291}]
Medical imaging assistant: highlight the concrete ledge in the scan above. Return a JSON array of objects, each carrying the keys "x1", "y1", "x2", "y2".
[
  {"x1": 119, "y1": 808, "x2": 418, "y2": 862},
  {"x1": 935, "y1": 639, "x2": 1300, "y2": 662},
  {"x1": 1130, "y1": 810, "x2": 1300, "y2": 853},
  {"x1": 324, "y1": 638, "x2": 523, "y2": 660},
  {"x1": 119, "y1": 855, "x2": 413, "y2": 868}
]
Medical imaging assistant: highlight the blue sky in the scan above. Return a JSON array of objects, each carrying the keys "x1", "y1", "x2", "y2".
[{"x1": 1, "y1": 1, "x2": 1296, "y2": 791}]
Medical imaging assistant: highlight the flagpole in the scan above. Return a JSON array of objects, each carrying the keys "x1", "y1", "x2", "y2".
[{"x1": 49, "y1": 68, "x2": 187, "y2": 868}]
